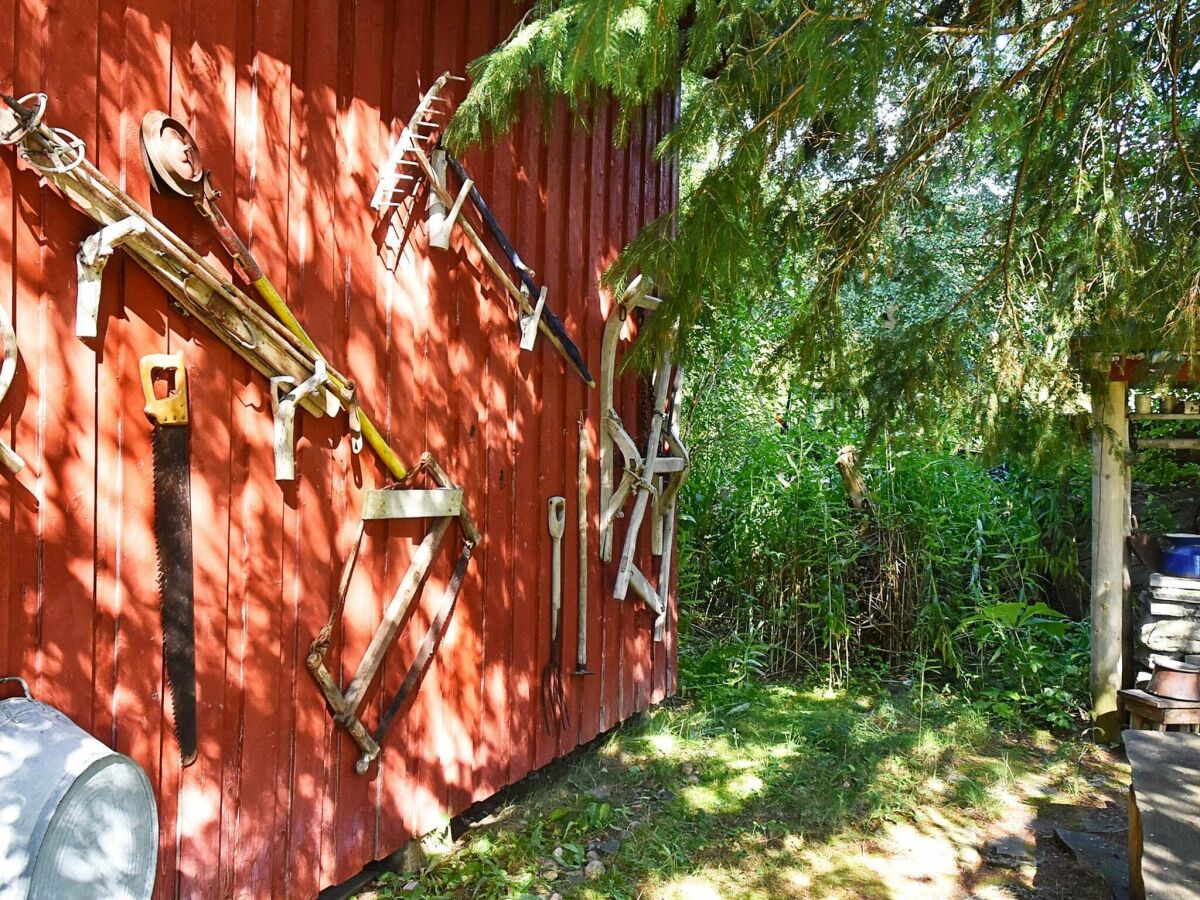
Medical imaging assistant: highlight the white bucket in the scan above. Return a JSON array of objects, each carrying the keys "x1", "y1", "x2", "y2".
[{"x1": 0, "y1": 678, "x2": 157, "y2": 900}]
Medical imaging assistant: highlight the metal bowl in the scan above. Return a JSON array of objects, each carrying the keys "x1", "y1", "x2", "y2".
[{"x1": 1147, "y1": 658, "x2": 1200, "y2": 702}]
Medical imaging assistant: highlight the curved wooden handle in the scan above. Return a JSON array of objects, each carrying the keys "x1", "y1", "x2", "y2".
[
  {"x1": 547, "y1": 496, "x2": 566, "y2": 540},
  {"x1": 139, "y1": 352, "x2": 189, "y2": 425}
]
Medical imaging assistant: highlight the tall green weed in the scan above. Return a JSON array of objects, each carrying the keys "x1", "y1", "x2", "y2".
[{"x1": 679, "y1": 405, "x2": 1091, "y2": 730}]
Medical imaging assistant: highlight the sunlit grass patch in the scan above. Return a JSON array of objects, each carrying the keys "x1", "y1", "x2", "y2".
[{"x1": 364, "y1": 674, "x2": 1114, "y2": 900}]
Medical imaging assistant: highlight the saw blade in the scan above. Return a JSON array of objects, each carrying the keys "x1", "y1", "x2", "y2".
[{"x1": 151, "y1": 422, "x2": 197, "y2": 767}]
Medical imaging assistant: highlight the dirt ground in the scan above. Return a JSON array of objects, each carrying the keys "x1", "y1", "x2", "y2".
[{"x1": 791, "y1": 744, "x2": 1130, "y2": 899}]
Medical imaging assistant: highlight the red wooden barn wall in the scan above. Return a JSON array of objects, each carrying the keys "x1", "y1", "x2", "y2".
[{"x1": 0, "y1": 0, "x2": 679, "y2": 894}]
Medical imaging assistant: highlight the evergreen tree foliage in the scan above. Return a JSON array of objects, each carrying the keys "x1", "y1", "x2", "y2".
[{"x1": 448, "y1": 0, "x2": 1200, "y2": 448}]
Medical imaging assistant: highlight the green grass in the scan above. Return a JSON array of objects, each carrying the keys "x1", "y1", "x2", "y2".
[{"x1": 361, "y1": 673, "x2": 1122, "y2": 900}]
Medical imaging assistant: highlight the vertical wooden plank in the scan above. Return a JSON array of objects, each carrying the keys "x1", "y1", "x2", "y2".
[
  {"x1": 599, "y1": 101, "x2": 627, "y2": 735},
  {"x1": 421, "y1": 0, "x2": 475, "y2": 818},
  {"x1": 36, "y1": 0, "x2": 99, "y2": 734},
  {"x1": 225, "y1": 0, "x2": 291, "y2": 893},
  {"x1": 277, "y1": 0, "x2": 337, "y2": 891},
  {"x1": 375, "y1": 0, "x2": 432, "y2": 857},
  {"x1": 166, "y1": 3, "x2": 239, "y2": 895},
  {"x1": 369, "y1": 0, "x2": 444, "y2": 866},
  {"x1": 211, "y1": 5, "x2": 257, "y2": 891},
  {"x1": 288, "y1": 0, "x2": 353, "y2": 889},
  {"x1": 561, "y1": 103, "x2": 589, "y2": 750},
  {"x1": 102, "y1": 4, "x2": 181, "y2": 893},
  {"x1": 622, "y1": 107, "x2": 647, "y2": 721},
  {"x1": 632, "y1": 102, "x2": 656, "y2": 714},
  {"x1": 1091, "y1": 376, "x2": 1128, "y2": 743},
  {"x1": 507, "y1": 95, "x2": 542, "y2": 781},
  {"x1": 7, "y1": 0, "x2": 45, "y2": 728},
  {"x1": 331, "y1": 0, "x2": 397, "y2": 877},
  {"x1": 540, "y1": 98, "x2": 577, "y2": 761},
  {"x1": 578, "y1": 98, "x2": 610, "y2": 745},
  {"x1": 394, "y1": 2, "x2": 445, "y2": 845},
  {"x1": 89, "y1": 0, "x2": 121, "y2": 777},
  {"x1": 482, "y1": 0, "x2": 527, "y2": 796},
  {"x1": 469, "y1": 0, "x2": 514, "y2": 803},
  {"x1": 442, "y1": 0, "x2": 489, "y2": 810},
  {"x1": 0, "y1": 0, "x2": 15, "y2": 678},
  {"x1": 529, "y1": 98, "x2": 561, "y2": 773},
  {"x1": 300, "y1": 0, "x2": 355, "y2": 888}
]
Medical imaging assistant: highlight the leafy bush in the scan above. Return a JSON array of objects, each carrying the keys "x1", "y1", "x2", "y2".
[{"x1": 678, "y1": 367, "x2": 1091, "y2": 729}]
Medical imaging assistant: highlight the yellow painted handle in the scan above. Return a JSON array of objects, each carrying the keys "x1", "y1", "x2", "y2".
[
  {"x1": 250, "y1": 273, "x2": 407, "y2": 480},
  {"x1": 139, "y1": 352, "x2": 189, "y2": 425}
]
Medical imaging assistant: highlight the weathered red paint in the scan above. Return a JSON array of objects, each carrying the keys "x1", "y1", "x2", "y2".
[{"x1": 0, "y1": 2, "x2": 678, "y2": 895}]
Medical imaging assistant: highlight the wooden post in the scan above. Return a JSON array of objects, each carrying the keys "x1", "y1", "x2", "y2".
[{"x1": 1091, "y1": 376, "x2": 1130, "y2": 743}]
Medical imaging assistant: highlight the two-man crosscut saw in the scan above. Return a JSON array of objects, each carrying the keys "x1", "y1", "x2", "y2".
[
  {"x1": 140, "y1": 352, "x2": 197, "y2": 766},
  {"x1": 372, "y1": 73, "x2": 594, "y2": 387}
]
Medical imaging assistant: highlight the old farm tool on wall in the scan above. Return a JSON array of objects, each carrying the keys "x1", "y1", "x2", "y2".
[
  {"x1": 307, "y1": 454, "x2": 480, "y2": 774},
  {"x1": 139, "y1": 352, "x2": 197, "y2": 767},
  {"x1": 542, "y1": 496, "x2": 569, "y2": 735},
  {"x1": 0, "y1": 301, "x2": 23, "y2": 473},
  {"x1": 372, "y1": 73, "x2": 594, "y2": 387},
  {"x1": 139, "y1": 109, "x2": 401, "y2": 481},
  {"x1": 575, "y1": 415, "x2": 592, "y2": 675},
  {"x1": 0, "y1": 93, "x2": 411, "y2": 484},
  {"x1": 599, "y1": 277, "x2": 690, "y2": 641}
]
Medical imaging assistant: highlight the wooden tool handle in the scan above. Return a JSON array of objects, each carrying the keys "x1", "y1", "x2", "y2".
[
  {"x1": 139, "y1": 352, "x2": 189, "y2": 425},
  {"x1": 548, "y1": 496, "x2": 566, "y2": 539}
]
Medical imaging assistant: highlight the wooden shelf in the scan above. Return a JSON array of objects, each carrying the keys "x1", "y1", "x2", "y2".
[{"x1": 1137, "y1": 438, "x2": 1200, "y2": 450}]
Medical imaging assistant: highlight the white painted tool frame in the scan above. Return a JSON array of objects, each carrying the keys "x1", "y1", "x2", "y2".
[
  {"x1": 598, "y1": 276, "x2": 690, "y2": 641},
  {"x1": 0, "y1": 299, "x2": 23, "y2": 473},
  {"x1": 306, "y1": 453, "x2": 480, "y2": 774}
]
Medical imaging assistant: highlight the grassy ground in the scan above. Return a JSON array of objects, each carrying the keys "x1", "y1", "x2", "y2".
[{"x1": 358, "y1": 670, "x2": 1126, "y2": 899}]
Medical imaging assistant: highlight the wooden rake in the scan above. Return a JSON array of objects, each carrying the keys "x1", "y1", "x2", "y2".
[{"x1": 373, "y1": 73, "x2": 593, "y2": 387}]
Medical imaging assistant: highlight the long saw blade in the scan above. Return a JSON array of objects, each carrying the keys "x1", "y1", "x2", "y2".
[{"x1": 141, "y1": 353, "x2": 197, "y2": 767}]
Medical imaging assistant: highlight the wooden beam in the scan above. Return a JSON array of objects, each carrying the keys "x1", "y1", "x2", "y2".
[
  {"x1": 1136, "y1": 438, "x2": 1200, "y2": 450},
  {"x1": 1091, "y1": 377, "x2": 1130, "y2": 743},
  {"x1": 361, "y1": 488, "x2": 463, "y2": 520}
]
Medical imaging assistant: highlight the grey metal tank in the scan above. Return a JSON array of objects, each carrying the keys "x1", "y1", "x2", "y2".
[{"x1": 0, "y1": 677, "x2": 157, "y2": 900}]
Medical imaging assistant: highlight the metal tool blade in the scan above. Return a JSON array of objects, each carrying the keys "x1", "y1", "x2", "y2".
[{"x1": 151, "y1": 422, "x2": 197, "y2": 767}]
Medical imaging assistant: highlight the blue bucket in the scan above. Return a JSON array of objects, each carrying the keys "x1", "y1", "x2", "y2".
[{"x1": 1161, "y1": 533, "x2": 1200, "y2": 578}]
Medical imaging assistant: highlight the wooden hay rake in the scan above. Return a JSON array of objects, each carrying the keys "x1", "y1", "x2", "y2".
[{"x1": 373, "y1": 73, "x2": 593, "y2": 387}]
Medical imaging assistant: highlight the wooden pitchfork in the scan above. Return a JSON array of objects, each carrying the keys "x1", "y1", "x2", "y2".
[{"x1": 542, "y1": 497, "x2": 569, "y2": 736}]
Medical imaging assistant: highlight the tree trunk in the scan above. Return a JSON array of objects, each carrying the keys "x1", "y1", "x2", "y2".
[{"x1": 836, "y1": 445, "x2": 871, "y2": 512}]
